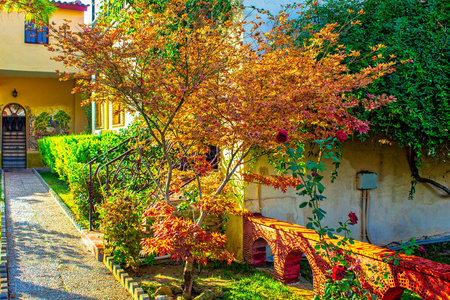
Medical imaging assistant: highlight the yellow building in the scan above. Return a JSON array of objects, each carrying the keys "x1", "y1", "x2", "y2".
[
  {"x1": 0, "y1": 0, "x2": 89, "y2": 168},
  {"x1": 92, "y1": 101, "x2": 135, "y2": 134}
]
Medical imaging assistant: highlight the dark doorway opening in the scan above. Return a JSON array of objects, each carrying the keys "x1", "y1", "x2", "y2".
[{"x1": 2, "y1": 104, "x2": 27, "y2": 169}]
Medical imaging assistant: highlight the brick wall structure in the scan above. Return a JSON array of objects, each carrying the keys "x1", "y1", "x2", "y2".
[{"x1": 243, "y1": 215, "x2": 450, "y2": 300}]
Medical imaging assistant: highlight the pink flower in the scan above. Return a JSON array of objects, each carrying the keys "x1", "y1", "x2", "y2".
[
  {"x1": 275, "y1": 130, "x2": 289, "y2": 143},
  {"x1": 418, "y1": 246, "x2": 426, "y2": 254},
  {"x1": 348, "y1": 212, "x2": 358, "y2": 224},
  {"x1": 335, "y1": 130, "x2": 348, "y2": 142},
  {"x1": 332, "y1": 266, "x2": 346, "y2": 281}
]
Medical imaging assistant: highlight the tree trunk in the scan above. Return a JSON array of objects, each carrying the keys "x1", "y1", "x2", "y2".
[{"x1": 182, "y1": 259, "x2": 194, "y2": 299}]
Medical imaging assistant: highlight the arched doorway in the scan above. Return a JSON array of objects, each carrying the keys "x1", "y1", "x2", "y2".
[{"x1": 2, "y1": 104, "x2": 26, "y2": 168}]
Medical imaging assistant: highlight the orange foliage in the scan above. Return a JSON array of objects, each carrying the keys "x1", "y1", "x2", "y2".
[
  {"x1": 142, "y1": 202, "x2": 234, "y2": 265},
  {"x1": 243, "y1": 173, "x2": 302, "y2": 193}
]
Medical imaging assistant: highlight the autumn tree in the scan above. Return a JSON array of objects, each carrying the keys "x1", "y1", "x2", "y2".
[{"x1": 50, "y1": 0, "x2": 396, "y2": 298}]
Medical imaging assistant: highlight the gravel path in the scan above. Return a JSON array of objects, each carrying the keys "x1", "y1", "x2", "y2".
[{"x1": 5, "y1": 170, "x2": 132, "y2": 300}]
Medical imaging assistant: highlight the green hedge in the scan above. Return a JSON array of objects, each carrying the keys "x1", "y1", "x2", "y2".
[
  {"x1": 38, "y1": 133, "x2": 129, "y2": 226},
  {"x1": 39, "y1": 134, "x2": 126, "y2": 177}
]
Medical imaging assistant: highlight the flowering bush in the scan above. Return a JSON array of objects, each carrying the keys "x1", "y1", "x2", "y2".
[{"x1": 100, "y1": 190, "x2": 150, "y2": 271}]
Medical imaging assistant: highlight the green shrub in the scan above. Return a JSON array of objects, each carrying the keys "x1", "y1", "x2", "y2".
[
  {"x1": 100, "y1": 190, "x2": 152, "y2": 271},
  {"x1": 38, "y1": 133, "x2": 129, "y2": 226}
]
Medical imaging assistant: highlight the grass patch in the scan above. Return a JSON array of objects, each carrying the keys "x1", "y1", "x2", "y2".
[
  {"x1": 37, "y1": 171, "x2": 89, "y2": 227},
  {"x1": 138, "y1": 261, "x2": 310, "y2": 300},
  {"x1": 38, "y1": 171, "x2": 74, "y2": 209},
  {"x1": 402, "y1": 289, "x2": 422, "y2": 300},
  {"x1": 209, "y1": 262, "x2": 307, "y2": 300}
]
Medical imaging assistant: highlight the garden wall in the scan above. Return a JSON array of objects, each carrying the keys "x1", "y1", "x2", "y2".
[{"x1": 240, "y1": 139, "x2": 450, "y2": 253}]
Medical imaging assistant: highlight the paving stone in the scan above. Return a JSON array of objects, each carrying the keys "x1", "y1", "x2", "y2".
[{"x1": 5, "y1": 171, "x2": 132, "y2": 300}]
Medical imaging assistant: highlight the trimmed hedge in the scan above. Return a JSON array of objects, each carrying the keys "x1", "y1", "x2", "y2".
[
  {"x1": 39, "y1": 134, "x2": 126, "y2": 177},
  {"x1": 38, "y1": 133, "x2": 129, "y2": 226}
]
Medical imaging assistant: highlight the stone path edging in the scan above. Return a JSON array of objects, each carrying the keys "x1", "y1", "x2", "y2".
[
  {"x1": 103, "y1": 256, "x2": 149, "y2": 300},
  {"x1": 33, "y1": 169, "x2": 150, "y2": 300},
  {"x1": 0, "y1": 170, "x2": 8, "y2": 300},
  {"x1": 33, "y1": 169, "x2": 83, "y2": 233}
]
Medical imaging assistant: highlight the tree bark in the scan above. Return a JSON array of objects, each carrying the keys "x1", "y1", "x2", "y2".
[{"x1": 182, "y1": 259, "x2": 194, "y2": 299}]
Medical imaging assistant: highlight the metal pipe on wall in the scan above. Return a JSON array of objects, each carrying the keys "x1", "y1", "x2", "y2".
[{"x1": 360, "y1": 189, "x2": 374, "y2": 244}]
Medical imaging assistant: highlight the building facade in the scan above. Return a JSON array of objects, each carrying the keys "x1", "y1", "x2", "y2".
[{"x1": 0, "y1": 0, "x2": 89, "y2": 168}]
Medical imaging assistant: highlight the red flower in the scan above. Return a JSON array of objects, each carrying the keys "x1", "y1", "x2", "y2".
[
  {"x1": 332, "y1": 266, "x2": 346, "y2": 281},
  {"x1": 335, "y1": 130, "x2": 347, "y2": 142},
  {"x1": 348, "y1": 212, "x2": 358, "y2": 224},
  {"x1": 275, "y1": 130, "x2": 289, "y2": 143},
  {"x1": 418, "y1": 246, "x2": 426, "y2": 254}
]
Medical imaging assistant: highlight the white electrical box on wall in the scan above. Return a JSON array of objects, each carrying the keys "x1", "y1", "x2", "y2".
[{"x1": 356, "y1": 172, "x2": 377, "y2": 190}]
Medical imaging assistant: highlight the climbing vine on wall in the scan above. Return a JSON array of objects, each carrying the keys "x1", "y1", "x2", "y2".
[{"x1": 293, "y1": 0, "x2": 450, "y2": 196}]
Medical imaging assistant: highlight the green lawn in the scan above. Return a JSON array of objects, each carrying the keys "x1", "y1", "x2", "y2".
[
  {"x1": 140, "y1": 261, "x2": 309, "y2": 300},
  {"x1": 38, "y1": 171, "x2": 76, "y2": 214}
]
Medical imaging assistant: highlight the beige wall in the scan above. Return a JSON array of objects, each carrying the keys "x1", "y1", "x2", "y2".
[
  {"x1": 243, "y1": 140, "x2": 450, "y2": 247},
  {"x1": 0, "y1": 8, "x2": 84, "y2": 74}
]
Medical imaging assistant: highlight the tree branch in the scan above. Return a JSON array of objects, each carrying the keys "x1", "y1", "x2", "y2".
[{"x1": 406, "y1": 147, "x2": 450, "y2": 195}]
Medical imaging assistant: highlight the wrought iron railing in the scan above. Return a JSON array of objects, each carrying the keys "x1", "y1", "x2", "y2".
[
  {"x1": 82, "y1": 136, "x2": 152, "y2": 230},
  {"x1": 83, "y1": 137, "x2": 218, "y2": 231}
]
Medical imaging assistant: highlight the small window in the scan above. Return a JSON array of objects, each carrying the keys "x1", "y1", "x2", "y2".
[
  {"x1": 112, "y1": 103, "x2": 124, "y2": 127},
  {"x1": 95, "y1": 102, "x2": 105, "y2": 129},
  {"x1": 25, "y1": 22, "x2": 49, "y2": 44}
]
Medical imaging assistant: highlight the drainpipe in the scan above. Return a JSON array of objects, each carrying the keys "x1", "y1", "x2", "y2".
[
  {"x1": 91, "y1": 101, "x2": 96, "y2": 134},
  {"x1": 361, "y1": 189, "x2": 365, "y2": 242},
  {"x1": 364, "y1": 189, "x2": 374, "y2": 244}
]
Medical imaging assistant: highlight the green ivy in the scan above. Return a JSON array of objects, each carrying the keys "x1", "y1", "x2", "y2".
[{"x1": 299, "y1": 0, "x2": 450, "y2": 160}]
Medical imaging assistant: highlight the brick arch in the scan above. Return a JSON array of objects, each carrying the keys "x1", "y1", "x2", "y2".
[
  {"x1": 379, "y1": 270, "x2": 432, "y2": 300},
  {"x1": 249, "y1": 236, "x2": 275, "y2": 267},
  {"x1": 372, "y1": 262, "x2": 444, "y2": 300},
  {"x1": 243, "y1": 215, "x2": 450, "y2": 300},
  {"x1": 382, "y1": 287, "x2": 407, "y2": 300},
  {"x1": 281, "y1": 249, "x2": 303, "y2": 284},
  {"x1": 281, "y1": 249, "x2": 323, "y2": 287}
]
